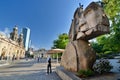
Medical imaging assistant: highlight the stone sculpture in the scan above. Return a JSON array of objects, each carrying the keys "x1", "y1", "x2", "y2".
[{"x1": 61, "y1": 2, "x2": 110, "y2": 72}]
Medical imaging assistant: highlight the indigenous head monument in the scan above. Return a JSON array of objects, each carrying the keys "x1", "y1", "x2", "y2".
[{"x1": 61, "y1": 2, "x2": 110, "y2": 72}]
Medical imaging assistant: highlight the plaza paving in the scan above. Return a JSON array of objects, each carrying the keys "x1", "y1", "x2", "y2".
[
  {"x1": 0, "y1": 58, "x2": 120, "y2": 80},
  {"x1": 0, "y1": 59, "x2": 61, "y2": 80}
]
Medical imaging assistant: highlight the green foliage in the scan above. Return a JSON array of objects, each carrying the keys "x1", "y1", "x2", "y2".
[
  {"x1": 96, "y1": 35, "x2": 112, "y2": 52},
  {"x1": 101, "y1": 0, "x2": 120, "y2": 52},
  {"x1": 52, "y1": 33, "x2": 69, "y2": 58},
  {"x1": 78, "y1": 69, "x2": 94, "y2": 77},
  {"x1": 51, "y1": 53, "x2": 62, "y2": 59},
  {"x1": 51, "y1": 54, "x2": 57, "y2": 59},
  {"x1": 104, "y1": 51, "x2": 112, "y2": 55},
  {"x1": 91, "y1": 41, "x2": 103, "y2": 53},
  {"x1": 103, "y1": 0, "x2": 120, "y2": 20},
  {"x1": 91, "y1": 0, "x2": 120, "y2": 56},
  {"x1": 52, "y1": 33, "x2": 69, "y2": 49},
  {"x1": 93, "y1": 59, "x2": 113, "y2": 74}
]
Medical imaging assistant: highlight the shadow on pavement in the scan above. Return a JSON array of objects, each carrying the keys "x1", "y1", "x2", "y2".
[{"x1": 0, "y1": 70, "x2": 61, "y2": 80}]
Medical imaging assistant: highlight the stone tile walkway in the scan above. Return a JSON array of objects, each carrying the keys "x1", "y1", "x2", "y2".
[{"x1": 0, "y1": 59, "x2": 61, "y2": 80}]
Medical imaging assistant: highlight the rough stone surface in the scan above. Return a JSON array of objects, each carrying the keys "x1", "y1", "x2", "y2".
[
  {"x1": 76, "y1": 40, "x2": 96, "y2": 70},
  {"x1": 56, "y1": 66, "x2": 81, "y2": 80},
  {"x1": 61, "y1": 40, "x2": 96, "y2": 71},
  {"x1": 61, "y1": 2, "x2": 109, "y2": 72},
  {"x1": 69, "y1": 2, "x2": 109, "y2": 41},
  {"x1": 61, "y1": 41, "x2": 77, "y2": 71}
]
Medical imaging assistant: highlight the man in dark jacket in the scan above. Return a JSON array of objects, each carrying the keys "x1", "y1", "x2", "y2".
[{"x1": 47, "y1": 57, "x2": 52, "y2": 74}]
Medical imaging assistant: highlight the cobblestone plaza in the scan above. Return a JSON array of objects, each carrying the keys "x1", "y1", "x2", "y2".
[{"x1": 0, "y1": 59, "x2": 61, "y2": 80}]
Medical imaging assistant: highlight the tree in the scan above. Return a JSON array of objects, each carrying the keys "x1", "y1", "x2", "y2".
[
  {"x1": 51, "y1": 33, "x2": 69, "y2": 59},
  {"x1": 91, "y1": 0, "x2": 120, "y2": 55},
  {"x1": 91, "y1": 41, "x2": 103, "y2": 53},
  {"x1": 52, "y1": 33, "x2": 69, "y2": 49},
  {"x1": 102, "y1": 0, "x2": 120, "y2": 52}
]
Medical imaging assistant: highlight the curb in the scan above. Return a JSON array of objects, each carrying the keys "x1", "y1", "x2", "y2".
[{"x1": 56, "y1": 66, "x2": 81, "y2": 80}]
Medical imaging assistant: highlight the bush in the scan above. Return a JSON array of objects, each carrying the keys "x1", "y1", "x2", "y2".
[
  {"x1": 93, "y1": 59, "x2": 113, "y2": 74},
  {"x1": 104, "y1": 51, "x2": 113, "y2": 55},
  {"x1": 78, "y1": 69, "x2": 94, "y2": 77}
]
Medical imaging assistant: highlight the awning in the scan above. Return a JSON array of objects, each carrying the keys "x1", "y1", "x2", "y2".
[{"x1": 47, "y1": 49, "x2": 65, "y2": 54}]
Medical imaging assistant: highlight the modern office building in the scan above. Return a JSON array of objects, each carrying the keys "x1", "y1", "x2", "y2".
[
  {"x1": 22, "y1": 27, "x2": 30, "y2": 51},
  {"x1": 28, "y1": 39, "x2": 32, "y2": 52}
]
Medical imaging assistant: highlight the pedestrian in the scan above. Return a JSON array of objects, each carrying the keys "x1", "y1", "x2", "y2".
[
  {"x1": 12, "y1": 55, "x2": 15, "y2": 61},
  {"x1": 47, "y1": 56, "x2": 52, "y2": 75},
  {"x1": 37, "y1": 56, "x2": 40, "y2": 62}
]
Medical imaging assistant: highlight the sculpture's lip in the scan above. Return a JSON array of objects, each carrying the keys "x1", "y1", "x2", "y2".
[{"x1": 76, "y1": 24, "x2": 110, "y2": 40}]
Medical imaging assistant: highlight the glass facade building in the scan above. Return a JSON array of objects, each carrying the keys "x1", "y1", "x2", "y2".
[{"x1": 22, "y1": 27, "x2": 30, "y2": 51}]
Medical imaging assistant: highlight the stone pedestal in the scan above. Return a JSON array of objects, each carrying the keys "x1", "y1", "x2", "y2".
[
  {"x1": 61, "y1": 41, "x2": 77, "y2": 71},
  {"x1": 61, "y1": 40, "x2": 96, "y2": 71}
]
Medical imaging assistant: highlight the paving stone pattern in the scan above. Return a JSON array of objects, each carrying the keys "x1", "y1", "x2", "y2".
[{"x1": 0, "y1": 59, "x2": 61, "y2": 80}]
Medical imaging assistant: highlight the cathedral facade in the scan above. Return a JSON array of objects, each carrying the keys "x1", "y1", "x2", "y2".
[{"x1": 0, "y1": 26, "x2": 25, "y2": 60}]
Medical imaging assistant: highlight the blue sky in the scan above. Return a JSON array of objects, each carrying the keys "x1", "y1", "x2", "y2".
[{"x1": 0, "y1": 0, "x2": 98, "y2": 50}]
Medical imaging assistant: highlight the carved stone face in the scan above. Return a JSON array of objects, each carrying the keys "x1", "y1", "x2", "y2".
[
  {"x1": 75, "y1": 2, "x2": 110, "y2": 40},
  {"x1": 85, "y1": 7, "x2": 109, "y2": 29},
  {"x1": 69, "y1": 2, "x2": 110, "y2": 41},
  {"x1": 85, "y1": 10, "x2": 97, "y2": 29}
]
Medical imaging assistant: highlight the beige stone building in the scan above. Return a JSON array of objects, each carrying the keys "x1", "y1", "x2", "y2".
[{"x1": 0, "y1": 27, "x2": 25, "y2": 60}]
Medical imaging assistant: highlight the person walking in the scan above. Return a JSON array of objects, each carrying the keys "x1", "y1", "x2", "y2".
[
  {"x1": 47, "y1": 56, "x2": 52, "y2": 74},
  {"x1": 12, "y1": 55, "x2": 15, "y2": 61},
  {"x1": 37, "y1": 56, "x2": 40, "y2": 63}
]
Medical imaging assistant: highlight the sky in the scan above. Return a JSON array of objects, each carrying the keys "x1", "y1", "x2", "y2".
[{"x1": 0, "y1": 0, "x2": 98, "y2": 50}]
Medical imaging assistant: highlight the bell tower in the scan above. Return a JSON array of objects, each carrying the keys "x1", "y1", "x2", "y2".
[{"x1": 10, "y1": 26, "x2": 18, "y2": 41}]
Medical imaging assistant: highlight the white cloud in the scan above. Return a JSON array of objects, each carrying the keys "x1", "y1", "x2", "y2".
[
  {"x1": 31, "y1": 44, "x2": 39, "y2": 51},
  {"x1": 4, "y1": 27, "x2": 10, "y2": 34},
  {"x1": 0, "y1": 27, "x2": 11, "y2": 38},
  {"x1": 4, "y1": 27, "x2": 11, "y2": 38},
  {"x1": 0, "y1": 31, "x2": 6, "y2": 36}
]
